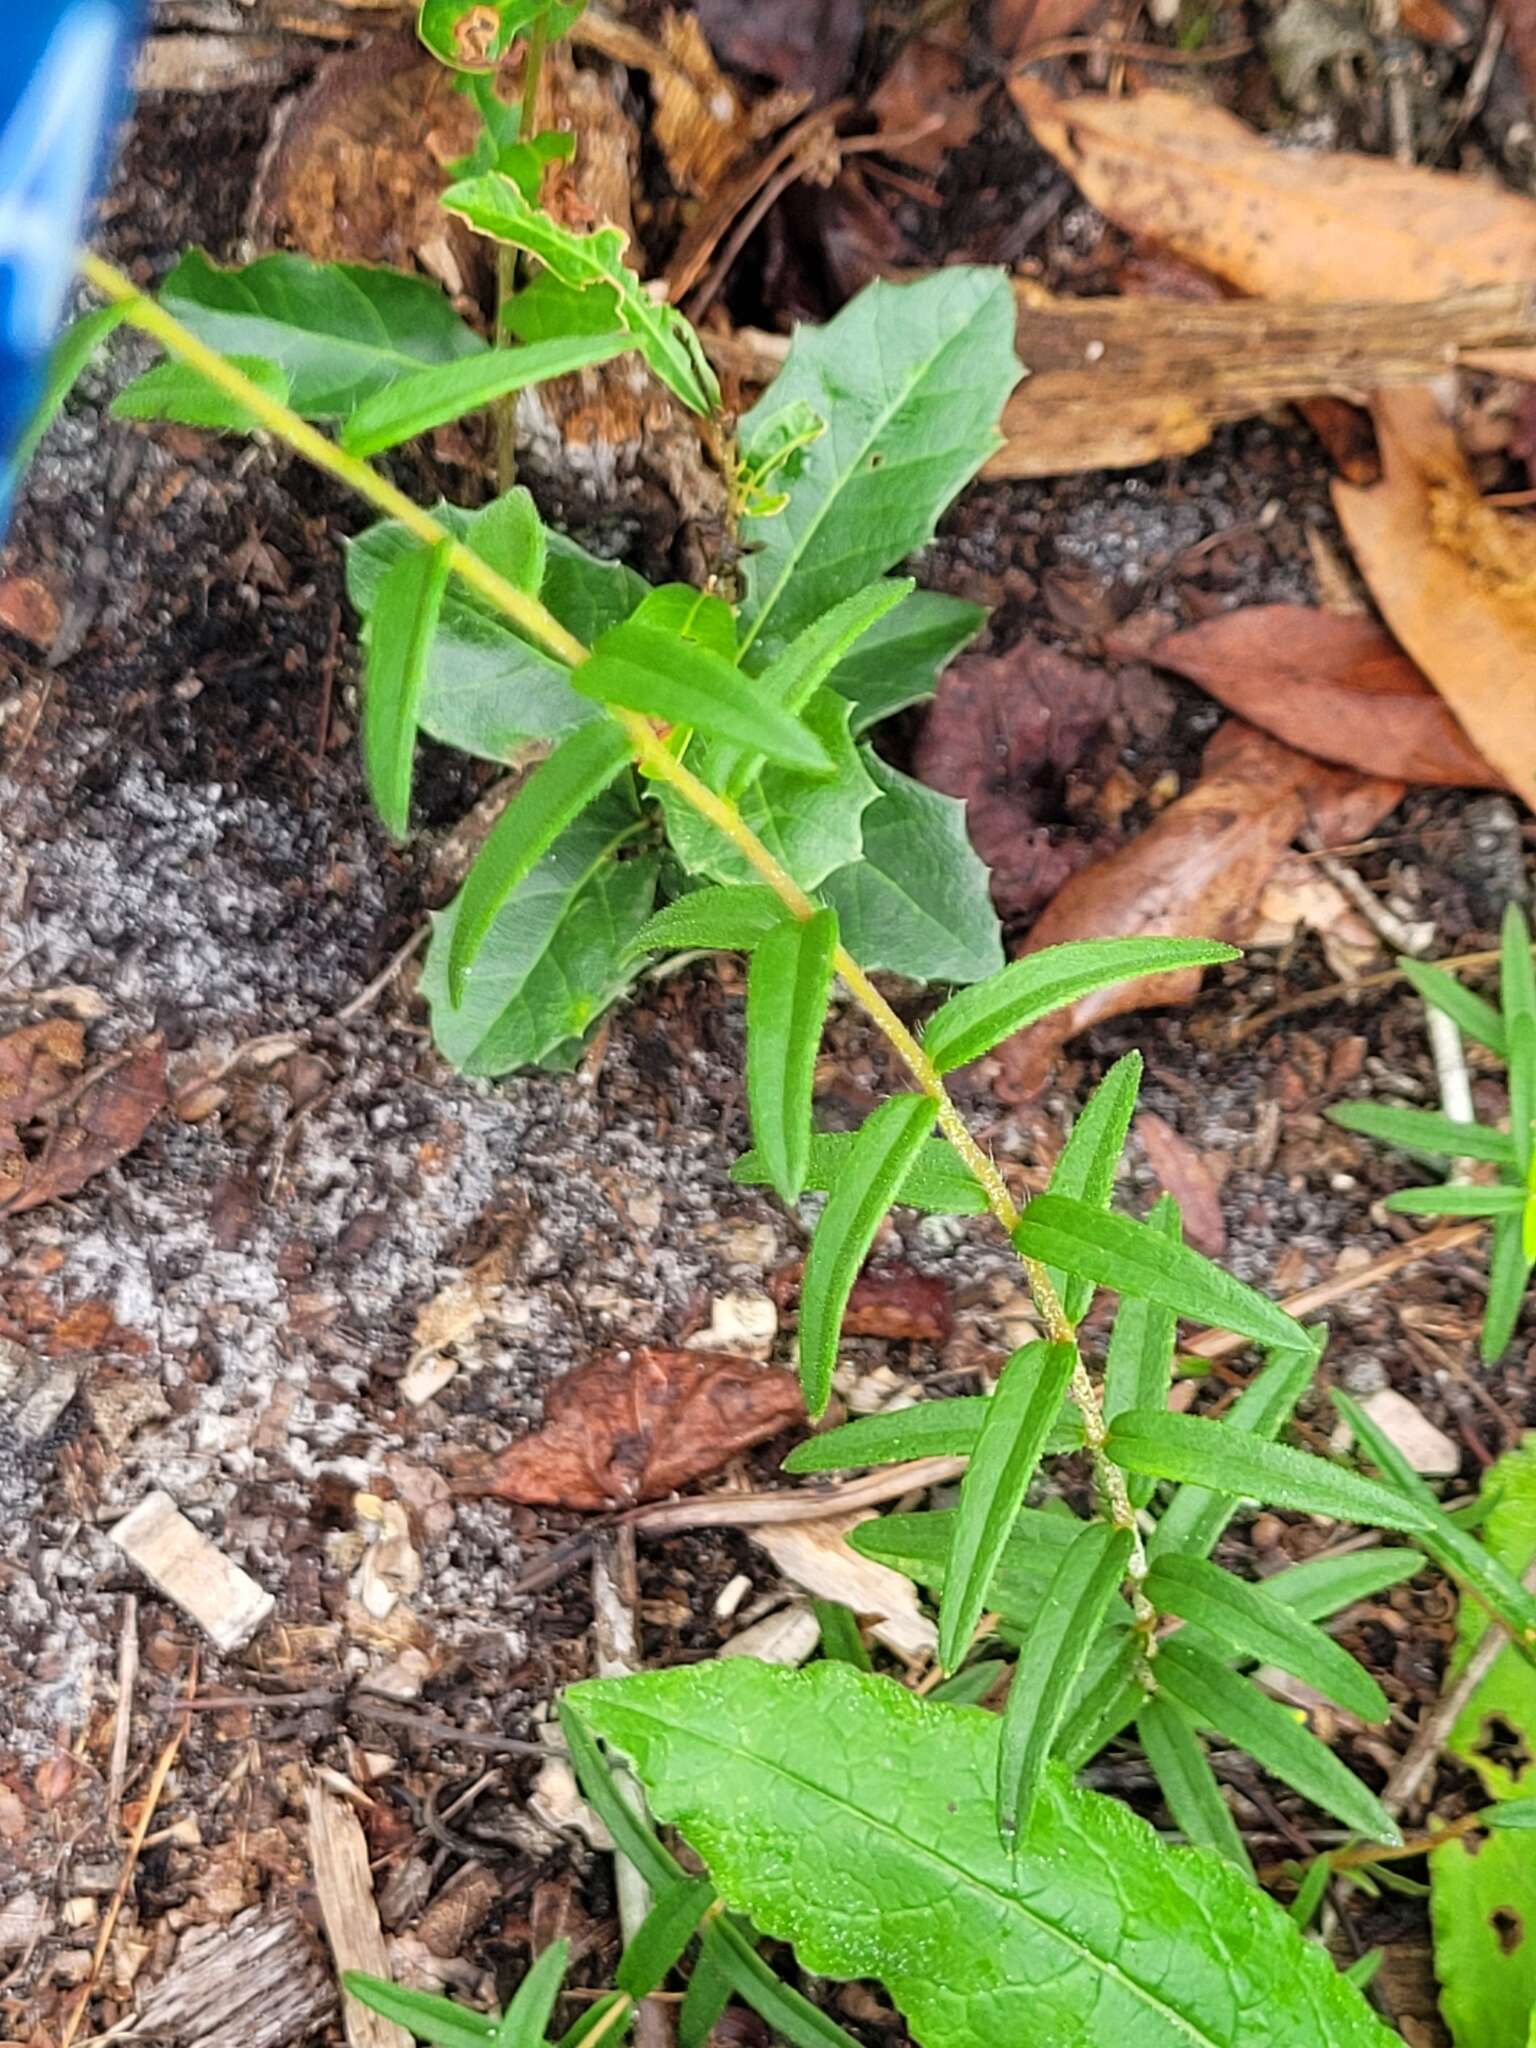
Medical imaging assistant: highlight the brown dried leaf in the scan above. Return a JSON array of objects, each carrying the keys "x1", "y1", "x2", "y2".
[
  {"x1": 646, "y1": 10, "x2": 806, "y2": 197},
  {"x1": 913, "y1": 638, "x2": 1173, "y2": 922},
  {"x1": 843, "y1": 1266, "x2": 952, "y2": 1343},
  {"x1": 993, "y1": 0, "x2": 1108, "y2": 56},
  {"x1": 697, "y1": 0, "x2": 864, "y2": 103},
  {"x1": 0, "y1": 575, "x2": 61, "y2": 650},
  {"x1": 486, "y1": 1347, "x2": 805, "y2": 1509},
  {"x1": 0, "y1": 1020, "x2": 85, "y2": 1124},
  {"x1": 0, "y1": 1039, "x2": 168, "y2": 1216},
  {"x1": 1135, "y1": 1112, "x2": 1227, "y2": 1256},
  {"x1": 868, "y1": 28, "x2": 982, "y2": 173},
  {"x1": 990, "y1": 726, "x2": 1402, "y2": 1097},
  {"x1": 1334, "y1": 387, "x2": 1536, "y2": 809},
  {"x1": 1153, "y1": 606, "x2": 1504, "y2": 788}
]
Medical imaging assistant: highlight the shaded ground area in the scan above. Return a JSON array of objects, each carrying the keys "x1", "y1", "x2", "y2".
[{"x1": 1, "y1": 31, "x2": 1532, "y2": 2048}]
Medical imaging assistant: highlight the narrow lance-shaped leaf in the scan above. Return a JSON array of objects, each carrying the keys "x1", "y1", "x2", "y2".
[
  {"x1": 9, "y1": 302, "x2": 128, "y2": 483},
  {"x1": 626, "y1": 886, "x2": 787, "y2": 958},
  {"x1": 1261, "y1": 1546, "x2": 1426, "y2": 1623},
  {"x1": 1108, "y1": 1408, "x2": 1435, "y2": 1535},
  {"x1": 797, "y1": 1095, "x2": 938, "y2": 1416},
  {"x1": 495, "y1": 1940, "x2": 569, "y2": 2048},
  {"x1": 570, "y1": 1660, "x2": 1398, "y2": 2048},
  {"x1": 1327, "y1": 1099, "x2": 1516, "y2": 1166},
  {"x1": 615, "y1": 1879, "x2": 714, "y2": 1999},
  {"x1": 1013, "y1": 1194, "x2": 1309, "y2": 1352},
  {"x1": 782, "y1": 1396, "x2": 1083, "y2": 1474},
  {"x1": 1155, "y1": 1637, "x2": 1401, "y2": 1844},
  {"x1": 1104, "y1": 1193, "x2": 1180, "y2": 1508},
  {"x1": 746, "y1": 908, "x2": 839, "y2": 1206},
  {"x1": 1136, "y1": 1693, "x2": 1255, "y2": 1879},
  {"x1": 813, "y1": 1601, "x2": 872, "y2": 1672},
  {"x1": 1486, "y1": 1207, "x2": 1535, "y2": 1361},
  {"x1": 997, "y1": 1523, "x2": 1133, "y2": 1841},
  {"x1": 938, "y1": 1340, "x2": 1078, "y2": 1671},
  {"x1": 1398, "y1": 956, "x2": 1507, "y2": 1057},
  {"x1": 447, "y1": 720, "x2": 633, "y2": 1004},
  {"x1": 1510, "y1": 1012, "x2": 1536, "y2": 1181},
  {"x1": 1043, "y1": 1052, "x2": 1142, "y2": 1326},
  {"x1": 114, "y1": 353, "x2": 293, "y2": 433},
  {"x1": 1334, "y1": 1389, "x2": 1536, "y2": 1662},
  {"x1": 735, "y1": 1130, "x2": 986, "y2": 1217},
  {"x1": 1150, "y1": 1339, "x2": 1322, "y2": 1563},
  {"x1": 922, "y1": 939, "x2": 1238, "y2": 1075},
  {"x1": 342, "y1": 1976, "x2": 495, "y2": 2048},
  {"x1": 579, "y1": 620, "x2": 833, "y2": 777},
  {"x1": 1144, "y1": 1554, "x2": 1388, "y2": 1721},
  {"x1": 340, "y1": 332, "x2": 633, "y2": 457},
  {"x1": 363, "y1": 538, "x2": 453, "y2": 841},
  {"x1": 1385, "y1": 1184, "x2": 1527, "y2": 1217}
]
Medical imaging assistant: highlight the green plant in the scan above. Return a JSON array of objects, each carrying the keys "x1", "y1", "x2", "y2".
[
  {"x1": 38, "y1": 5, "x2": 1536, "y2": 2036},
  {"x1": 1327, "y1": 901, "x2": 1536, "y2": 1360}
]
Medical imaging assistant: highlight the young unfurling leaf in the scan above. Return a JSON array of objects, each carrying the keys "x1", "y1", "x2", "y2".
[
  {"x1": 746, "y1": 908, "x2": 839, "y2": 1206},
  {"x1": 797, "y1": 1095, "x2": 939, "y2": 1416},
  {"x1": 361, "y1": 538, "x2": 453, "y2": 841},
  {"x1": 996, "y1": 1523, "x2": 1133, "y2": 1841},
  {"x1": 1043, "y1": 1052, "x2": 1142, "y2": 1326},
  {"x1": 937, "y1": 1340, "x2": 1078, "y2": 1672}
]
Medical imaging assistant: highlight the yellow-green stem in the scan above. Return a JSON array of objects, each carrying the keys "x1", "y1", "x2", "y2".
[{"x1": 80, "y1": 250, "x2": 1140, "y2": 1563}]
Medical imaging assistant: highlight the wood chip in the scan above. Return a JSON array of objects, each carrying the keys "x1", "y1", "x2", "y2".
[
  {"x1": 109, "y1": 1491, "x2": 274, "y2": 1654},
  {"x1": 750, "y1": 1511, "x2": 937, "y2": 1661},
  {"x1": 719, "y1": 1601, "x2": 822, "y2": 1666},
  {"x1": 128, "y1": 1909, "x2": 336, "y2": 2048},
  {"x1": 1356, "y1": 1388, "x2": 1461, "y2": 1477},
  {"x1": 307, "y1": 1782, "x2": 412, "y2": 2048}
]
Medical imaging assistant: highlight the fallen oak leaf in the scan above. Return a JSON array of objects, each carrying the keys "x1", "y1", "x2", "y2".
[
  {"x1": 989, "y1": 724, "x2": 1402, "y2": 1098},
  {"x1": 1333, "y1": 387, "x2": 1536, "y2": 811},
  {"x1": 0, "y1": 1019, "x2": 85, "y2": 1124},
  {"x1": 1152, "y1": 606, "x2": 1505, "y2": 789},
  {"x1": 482, "y1": 1346, "x2": 805, "y2": 1509},
  {"x1": 0, "y1": 1038, "x2": 168, "y2": 1216}
]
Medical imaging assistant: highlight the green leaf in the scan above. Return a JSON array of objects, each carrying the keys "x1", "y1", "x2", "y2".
[
  {"x1": 447, "y1": 721, "x2": 634, "y2": 1004},
  {"x1": 797, "y1": 1095, "x2": 939, "y2": 1416},
  {"x1": 782, "y1": 1395, "x2": 1082, "y2": 1473},
  {"x1": 735, "y1": 397, "x2": 826, "y2": 515},
  {"x1": 419, "y1": 0, "x2": 587, "y2": 71},
  {"x1": 113, "y1": 353, "x2": 293, "y2": 432},
  {"x1": 1154, "y1": 1638, "x2": 1400, "y2": 1842},
  {"x1": 1327, "y1": 1099, "x2": 1516, "y2": 1166},
  {"x1": 441, "y1": 174, "x2": 718, "y2": 414},
  {"x1": 1385, "y1": 1184, "x2": 1528, "y2": 1216},
  {"x1": 555, "y1": 1993, "x2": 627, "y2": 2048},
  {"x1": 496, "y1": 1941, "x2": 568, "y2": 2047},
  {"x1": 423, "y1": 794, "x2": 656, "y2": 1075},
  {"x1": 1399, "y1": 957, "x2": 1507, "y2": 1057},
  {"x1": 9, "y1": 302, "x2": 128, "y2": 483},
  {"x1": 342, "y1": 1976, "x2": 496, "y2": 2048},
  {"x1": 1105, "y1": 1194, "x2": 1180, "y2": 1508},
  {"x1": 1260, "y1": 1547, "x2": 1426, "y2": 1622},
  {"x1": 924, "y1": 941, "x2": 1237, "y2": 1077},
  {"x1": 1334, "y1": 1389, "x2": 1536, "y2": 1663},
  {"x1": 1044, "y1": 1052, "x2": 1143, "y2": 1327},
  {"x1": 928, "y1": 1658, "x2": 1011, "y2": 1705},
  {"x1": 1060, "y1": 1634, "x2": 1146, "y2": 1771},
  {"x1": 851, "y1": 1506, "x2": 1118, "y2": 1637},
  {"x1": 813, "y1": 1600, "x2": 872, "y2": 1671},
  {"x1": 362, "y1": 539, "x2": 453, "y2": 840},
  {"x1": 1288, "y1": 1854, "x2": 1334, "y2": 1928},
  {"x1": 821, "y1": 754, "x2": 1003, "y2": 985},
  {"x1": 158, "y1": 249, "x2": 485, "y2": 418},
  {"x1": 1448, "y1": 1440, "x2": 1536, "y2": 1801},
  {"x1": 626, "y1": 885, "x2": 787, "y2": 957},
  {"x1": 616, "y1": 1880, "x2": 712, "y2": 1999},
  {"x1": 1013, "y1": 1194, "x2": 1309, "y2": 1352},
  {"x1": 734, "y1": 1129, "x2": 987, "y2": 1216},
  {"x1": 1150, "y1": 1341, "x2": 1322, "y2": 1564},
  {"x1": 1505, "y1": 901, "x2": 1536, "y2": 1030},
  {"x1": 736, "y1": 271, "x2": 1018, "y2": 663},
  {"x1": 938, "y1": 1340, "x2": 1078, "y2": 1670},
  {"x1": 1431, "y1": 1820, "x2": 1536, "y2": 2048},
  {"x1": 1486, "y1": 1208, "x2": 1535, "y2": 1361},
  {"x1": 1136, "y1": 1694, "x2": 1254, "y2": 1877},
  {"x1": 677, "y1": 1945, "x2": 731, "y2": 2048},
  {"x1": 1145, "y1": 1555, "x2": 1388, "y2": 1721},
  {"x1": 1511, "y1": 1012, "x2": 1536, "y2": 1179},
  {"x1": 339, "y1": 332, "x2": 632, "y2": 456},
  {"x1": 746, "y1": 909, "x2": 839, "y2": 1205},
  {"x1": 1487, "y1": 1800, "x2": 1536, "y2": 1829},
  {"x1": 1108, "y1": 1409, "x2": 1434, "y2": 1535},
  {"x1": 997, "y1": 1523, "x2": 1133, "y2": 1839},
  {"x1": 569, "y1": 1661, "x2": 1397, "y2": 2048},
  {"x1": 581, "y1": 620, "x2": 831, "y2": 776},
  {"x1": 827, "y1": 588, "x2": 986, "y2": 734},
  {"x1": 629, "y1": 582, "x2": 737, "y2": 661},
  {"x1": 658, "y1": 693, "x2": 876, "y2": 893}
]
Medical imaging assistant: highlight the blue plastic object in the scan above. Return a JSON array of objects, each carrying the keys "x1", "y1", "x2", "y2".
[{"x1": 0, "y1": 1, "x2": 142, "y2": 522}]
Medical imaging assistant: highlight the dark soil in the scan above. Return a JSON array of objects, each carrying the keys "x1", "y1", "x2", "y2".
[{"x1": 1, "y1": 19, "x2": 1532, "y2": 2048}]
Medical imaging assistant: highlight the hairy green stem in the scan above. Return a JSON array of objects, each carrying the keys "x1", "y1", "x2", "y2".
[{"x1": 79, "y1": 249, "x2": 1144, "y2": 1576}]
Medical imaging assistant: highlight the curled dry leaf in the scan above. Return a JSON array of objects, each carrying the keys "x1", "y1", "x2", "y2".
[
  {"x1": 1333, "y1": 388, "x2": 1536, "y2": 810},
  {"x1": 989, "y1": 725, "x2": 1402, "y2": 1098},
  {"x1": 1011, "y1": 81, "x2": 1536, "y2": 306},
  {"x1": 484, "y1": 1347, "x2": 805, "y2": 1509},
  {"x1": 0, "y1": 1038, "x2": 168, "y2": 1215},
  {"x1": 1153, "y1": 606, "x2": 1505, "y2": 789}
]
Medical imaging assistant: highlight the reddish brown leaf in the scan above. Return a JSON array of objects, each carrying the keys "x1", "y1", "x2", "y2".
[
  {"x1": 1135, "y1": 1112, "x2": 1227, "y2": 1257},
  {"x1": 1153, "y1": 607, "x2": 1504, "y2": 789},
  {"x1": 868, "y1": 29, "x2": 981, "y2": 173},
  {"x1": 843, "y1": 1265, "x2": 952, "y2": 1343},
  {"x1": 697, "y1": 0, "x2": 863, "y2": 101},
  {"x1": 993, "y1": 0, "x2": 1108, "y2": 56},
  {"x1": 484, "y1": 1347, "x2": 805, "y2": 1510},
  {"x1": 990, "y1": 725, "x2": 1403, "y2": 1098},
  {"x1": 0, "y1": 1020, "x2": 84, "y2": 1124},
  {"x1": 913, "y1": 639, "x2": 1174, "y2": 923},
  {"x1": 0, "y1": 575, "x2": 60, "y2": 650},
  {"x1": 0, "y1": 1039, "x2": 168, "y2": 1216}
]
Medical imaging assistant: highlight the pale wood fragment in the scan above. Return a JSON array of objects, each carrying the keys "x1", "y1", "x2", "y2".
[
  {"x1": 307, "y1": 1782, "x2": 413, "y2": 2048},
  {"x1": 109, "y1": 1491, "x2": 273, "y2": 1654}
]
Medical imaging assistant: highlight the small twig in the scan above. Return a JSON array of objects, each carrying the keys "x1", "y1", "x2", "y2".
[
  {"x1": 1010, "y1": 32, "x2": 1252, "y2": 64},
  {"x1": 151, "y1": 1686, "x2": 547, "y2": 1755},
  {"x1": 1229, "y1": 938, "x2": 1536, "y2": 1042},
  {"x1": 1257, "y1": 1807, "x2": 1484, "y2": 1885},
  {"x1": 312, "y1": 602, "x2": 342, "y2": 768},
  {"x1": 106, "y1": 1597, "x2": 138, "y2": 1825},
  {"x1": 334, "y1": 922, "x2": 430, "y2": 1025}
]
